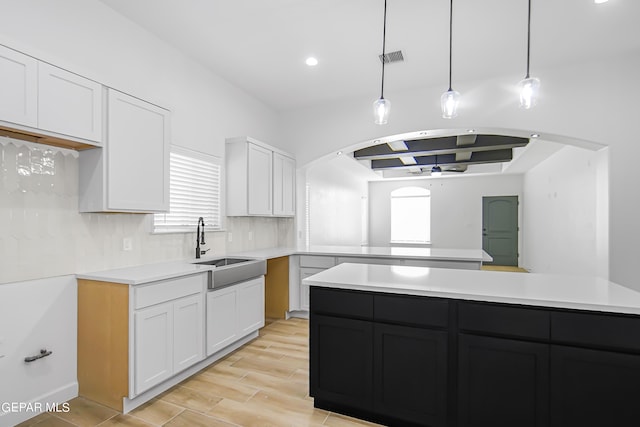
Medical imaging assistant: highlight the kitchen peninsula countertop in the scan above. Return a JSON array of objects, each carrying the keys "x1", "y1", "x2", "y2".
[
  {"x1": 302, "y1": 262, "x2": 640, "y2": 315},
  {"x1": 231, "y1": 245, "x2": 492, "y2": 263},
  {"x1": 76, "y1": 245, "x2": 491, "y2": 286}
]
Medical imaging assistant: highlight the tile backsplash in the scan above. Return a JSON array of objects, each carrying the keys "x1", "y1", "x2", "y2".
[{"x1": 0, "y1": 138, "x2": 294, "y2": 284}]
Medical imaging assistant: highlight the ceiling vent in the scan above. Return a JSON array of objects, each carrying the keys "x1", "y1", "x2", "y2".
[{"x1": 379, "y1": 50, "x2": 404, "y2": 64}]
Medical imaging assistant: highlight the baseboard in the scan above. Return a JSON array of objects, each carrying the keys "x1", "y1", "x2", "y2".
[{"x1": 0, "y1": 382, "x2": 78, "y2": 427}]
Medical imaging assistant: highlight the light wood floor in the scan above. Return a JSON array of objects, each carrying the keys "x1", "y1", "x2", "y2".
[{"x1": 18, "y1": 318, "x2": 382, "y2": 427}]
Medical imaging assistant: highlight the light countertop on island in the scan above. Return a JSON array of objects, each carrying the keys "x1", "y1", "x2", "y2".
[{"x1": 302, "y1": 262, "x2": 640, "y2": 316}]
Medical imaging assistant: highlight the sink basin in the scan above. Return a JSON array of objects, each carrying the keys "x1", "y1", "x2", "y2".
[
  {"x1": 197, "y1": 257, "x2": 253, "y2": 268},
  {"x1": 194, "y1": 257, "x2": 266, "y2": 289}
]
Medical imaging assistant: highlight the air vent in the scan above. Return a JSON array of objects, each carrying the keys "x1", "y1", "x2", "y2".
[{"x1": 379, "y1": 50, "x2": 404, "y2": 64}]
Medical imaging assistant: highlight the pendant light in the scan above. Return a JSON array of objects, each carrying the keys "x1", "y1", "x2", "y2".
[
  {"x1": 519, "y1": 0, "x2": 540, "y2": 109},
  {"x1": 431, "y1": 155, "x2": 442, "y2": 176},
  {"x1": 441, "y1": 0, "x2": 460, "y2": 119},
  {"x1": 373, "y1": 0, "x2": 390, "y2": 125}
]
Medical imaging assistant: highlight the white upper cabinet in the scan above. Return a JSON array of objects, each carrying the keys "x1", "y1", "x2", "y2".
[
  {"x1": 226, "y1": 137, "x2": 295, "y2": 217},
  {"x1": 273, "y1": 152, "x2": 296, "y2": 216},
  {"x1": 79, "y1": 89, "x2": 169, "y2": 213},
  {"x1": 0, "y1": 44, "x2": 38, "y2": 128},
  {"x1": 38, "y1": 62, "x2": 102, "y2": 142},
  {"x1": 107, "y1": 90, "x2": 169, "y2": 212},
  {"x1": 0, "y1": 44, "x2": 102, "y2": 145},
  {"x1": 247, "y1": 143, "x2": 273, "y2": 215}
]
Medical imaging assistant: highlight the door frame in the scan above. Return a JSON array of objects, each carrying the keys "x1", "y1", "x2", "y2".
[{"x1": 482, "y1": 195, "x2": 521, "y2": 267}]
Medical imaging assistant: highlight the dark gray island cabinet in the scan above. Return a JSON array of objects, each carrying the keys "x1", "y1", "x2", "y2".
[{"x1": 309, "y1": 286, "x2": 640, "y2": 427}]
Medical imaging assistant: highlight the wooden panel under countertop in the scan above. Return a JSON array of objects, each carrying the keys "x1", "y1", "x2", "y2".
[
  {"x1": 77, "y1": 279, "x2": 129, "y2": 411},
  {"x1": 265, "y1": 256, "x2": 290, "y2": 319}
]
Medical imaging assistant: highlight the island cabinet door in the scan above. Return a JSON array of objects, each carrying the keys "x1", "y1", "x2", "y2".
[
  {"x1": 550, "y1": 345, "x2": 640, "y2": 427},
  {"x1": 310, "y1": 314, "x2": 373, "y2": 412},
  {"x1": 458, "y1": 334, "x2": 549, "y2": 427},
  {"x1": 373, "y1": 323, "x2": 448, "y2": 427}
]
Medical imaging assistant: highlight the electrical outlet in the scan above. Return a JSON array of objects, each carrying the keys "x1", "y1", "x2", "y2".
[
  {"x1": 248, "y1": 231, "x2": 253, "y2": 241},
  {"x1": 122, "y1": 237, "x2": 133, "y2": 251},
  {"x1": 228, "y1": 232, "x2": 233, "y2": 242}
]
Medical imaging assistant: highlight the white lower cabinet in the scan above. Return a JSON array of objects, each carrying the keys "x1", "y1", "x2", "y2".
[
  {"x1": 207, "y1": 276, "x2": 265, "y2": 356},
  {"x1": 206, "y1": 286, "x2": 239, "y2": 355},
  {"x1": 134, "y1": 303, "x2": 173, "y2": 394},
  {"x1": 300, "y1": 267, "x2": 324, "y2": 311},
  {"x1": 133, "y1": 277, "x2": 205, "y2": 396},
  {"x1": 173, "y1": 294, "x2": 205, "y2": 373}
]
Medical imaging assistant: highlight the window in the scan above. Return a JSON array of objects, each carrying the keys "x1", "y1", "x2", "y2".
[
  {"x1": 153, "y1": 146, "x2": 222, "y2": 233},
  {"x1": 390, "y1": 186, "x2": 430, "y2": 244}
]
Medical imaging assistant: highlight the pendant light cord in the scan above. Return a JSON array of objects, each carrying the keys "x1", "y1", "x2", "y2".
[
  {"x1": 525, "y1": 0, "x2": 531, "y2": 79},
  {"x1": 448, "y1": 0, "x2": 453, "y2": 91},
  {"x1": 380, "y1": 0, "x2": 388, "y2": 99}
]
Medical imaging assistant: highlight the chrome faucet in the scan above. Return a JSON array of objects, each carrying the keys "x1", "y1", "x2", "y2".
[{"x1": 195, "y1": 217, "x2": 208, "y2": 259}]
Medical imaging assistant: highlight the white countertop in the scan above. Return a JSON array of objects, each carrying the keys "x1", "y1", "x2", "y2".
[
  {"x1": 76, "y1": 261, "x2": 214, "y2": 285},
  {"x1": 302, "y1": 263, "x2": 640, "y2": 316},
  {"x1": 76, "y1": 245, "x2": 490, "y2": 286},
  {"x1": 230, "y1": 245, "x2": 491, "y2": 262}
]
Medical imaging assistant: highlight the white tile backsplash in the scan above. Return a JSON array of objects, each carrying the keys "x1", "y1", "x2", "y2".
[{"x1": 0, "y1": 141, "x2": 294, "y2": 284}]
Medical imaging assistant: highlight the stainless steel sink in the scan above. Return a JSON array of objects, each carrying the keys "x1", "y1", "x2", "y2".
[{"x1": 194, "y1": 257, "x2": 266, "y2": 289}]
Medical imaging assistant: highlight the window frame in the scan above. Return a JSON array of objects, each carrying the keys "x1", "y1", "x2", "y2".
[
  {"x1": 389, "y1": 186, "x2": 431, "y2": 245},
  {"x1": 152, "y1": 145, "x2": 224, "y2": 234}
]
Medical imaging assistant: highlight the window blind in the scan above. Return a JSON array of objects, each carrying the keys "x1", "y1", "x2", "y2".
[{"x1": 154, "y1": 147, "x2": 222, "y2": 233}]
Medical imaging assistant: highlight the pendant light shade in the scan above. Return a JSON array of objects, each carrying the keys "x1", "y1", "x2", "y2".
[
  {"x1": 373, "y1": 98, "x2": 391, "y2": 125},
  {"x1": 374, "y1": 0, "x2": 390, "y2": 125},
  {"x1": 441, "y1": 89, "x2": 460, "y2": 119},
  {"x1": 519, "y1": 0, "x2": 539, "y2": 109},
  {"x1": 442, "y1": 0, "x2": 459, "y2": 119},
  {"x1": 519, "y1": 76, "x2": 540, "y2": 109}
]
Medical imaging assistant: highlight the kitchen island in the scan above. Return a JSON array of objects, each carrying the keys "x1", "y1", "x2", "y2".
[{"x1": 304, "y1": 263, "x2": 640, "y2": 427}]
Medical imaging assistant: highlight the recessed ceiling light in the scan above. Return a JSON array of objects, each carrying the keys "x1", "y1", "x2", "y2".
[
  {"x1": 594, "y1": 0, "x2": 609, "y2": 4},
  {"x1": 530, "y1": 133, "x2": 540, "y2": 138},
  {"x1": 467, "y1": 129, "x2": 475, "y2": 133},
  {"x1": 305, "y1": 57, "x2": 318, "y2": 66},
  {"x1": 336, "y1": 151, "x2": 343, "y2": 156}
]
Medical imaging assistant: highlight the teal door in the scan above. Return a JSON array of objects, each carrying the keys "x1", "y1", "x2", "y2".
[{"x1": 482, "y1": 196, "x2": 519, "y2": 266}]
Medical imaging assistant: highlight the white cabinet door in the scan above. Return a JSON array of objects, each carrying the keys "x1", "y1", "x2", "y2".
[
  {"x1": 134, "y1": 303, "x2": 173, "y2": 395},
  {"x1": 206, "y1": 286, "x2": 238, "y2": 356},
  {"x1": 273, "y1": 153, "x2": 295, "y2": 217},
  {"x1": 237, "y1": 277, "x2": 265, "y2": 334},
  {"x1": 38, "y1": 62, "x2": 103, "y2": 142},
  {"x1": 0, "y1": 45, "x2": 37, "y2": 127},
  {"x1": 173, "y1": 294, "x2": 204, "y2": 373},
  {"x1": 247, "y1": 143, "x2": 272, "y2": 215},
  {"x1": 300, "y1": 267, "x2": 324, "y2": 311},
  {"x1": 107, "y1": 89, "x2": 169, "y2": 212}
]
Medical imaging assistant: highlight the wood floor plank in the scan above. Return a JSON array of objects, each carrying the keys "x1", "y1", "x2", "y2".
[
  {"x1": 180, "y1": 374, "x2": 260, "y2": 403},
  {"x1": 163, "y1": 409, "x2": 239, "y2": 427},
  {"x1": 128, "y1": 399, "x2": 184, "y2": 425}
]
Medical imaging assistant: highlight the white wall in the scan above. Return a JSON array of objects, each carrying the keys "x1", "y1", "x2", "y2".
[
  {"x1": 522, "y1": 145, "x2": 608, "y2": 277},
  {"x1": 0, "y1": 0, "x2": 293, "y2": 284},
  {"x1": 369, "y1": 175, "x2": 523, "y2": 252},
  {"x1": 306, "y1": 155, "x2": 369, "y2": 246},
  {"x1": 281, "y1": 55, "x2": 640, "y2": 289},
  {"x1": 0, "y1": 276, "x2": 77, "y2": 427}
]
